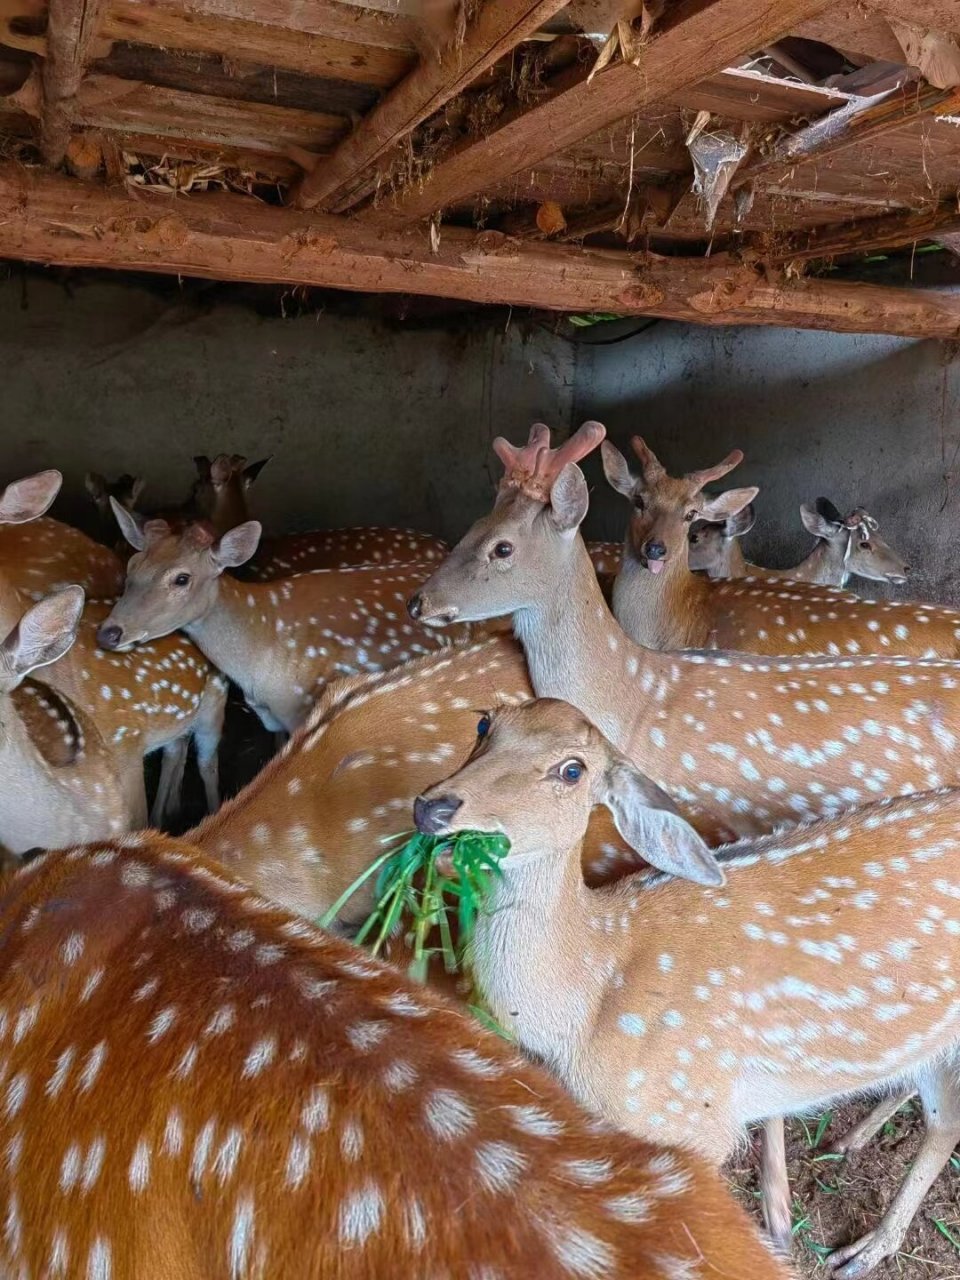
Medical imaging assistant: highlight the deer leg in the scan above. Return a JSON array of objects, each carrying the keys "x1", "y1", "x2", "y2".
[
  {"x1": 194, "y1": 675, "x2": 227, "y2": 814},
  {"x1": 827, "y1": 1065, "x2": 960, "y2": 1279},
  {"x1": 151, "y1": 738, "x2": 188, "y2": 828},
  {"x1": 831, "y1": 1089, "x2": 915, "y2": 1155},
  {"x1": 759, "y1": 1117, "x2": 793, "y2": 1253}
]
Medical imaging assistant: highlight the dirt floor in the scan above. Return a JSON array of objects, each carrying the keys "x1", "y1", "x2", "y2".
[{"x1": 728, "y1": 1100, "x2": 960, "y2": 1279}]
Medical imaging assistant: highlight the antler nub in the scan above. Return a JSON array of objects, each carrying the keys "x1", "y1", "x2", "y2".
[
  {"x1": 630, "y1": 437, "x2": 665, "y2": 482},
  {"x1": 496, "y1": 421, "x2": 606, "y2": 500},
  {"x1": 687, "y1": 449, "x2": 744, "y2": 491}
]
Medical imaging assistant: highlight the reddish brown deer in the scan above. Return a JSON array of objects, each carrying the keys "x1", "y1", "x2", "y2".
[
  {"x1": 0, "y1": 471, "x2": 124, "y2": 600},
  {"x1": 408, "y1": 421, "x2": 960, "y2": 843},
  {"x1": 0, "y1": 586, "x2": 131, "y2": 850},
  {"x1": 417, "y1": 696, "x2": 960, "y2": 1278},
  {"x1": 0, "y1": 473, "x2": 225, "y2": 825},
  {"x1": 0, "y1": 833, "x2": 789, "y2": 1280},
  {"x1": 98, "y1": 508, "x2": 478, "y2": 733},
  {"x1": 688, "y1": 497, "x2": 909, "y2": 588},
  {"x1": 601, "y1": 438, "x2": 950, "y2": 657}
]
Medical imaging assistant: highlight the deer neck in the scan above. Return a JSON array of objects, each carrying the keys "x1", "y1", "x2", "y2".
[
  {"x1": 720, "y1": 539, "x2": 750, "y2": 580},
  {"x1": 513, "y1": 537, "x2": 664, "y2": 751},
  {"x1": 474, "y1": 843, "x2": 604, "y2": 1084},
  {"x1": 183, "y1": 576, "x2": 290, "y2": 731},
  {"x1": 791, "y1": 536, "x2": 848, "y2": 586},
  {"x1": 612, "y1": 538, "x2": 713, "y2": 650}
]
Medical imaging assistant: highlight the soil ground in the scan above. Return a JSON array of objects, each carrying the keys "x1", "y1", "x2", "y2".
[{"x1": 727, "y1": 1100, "x2": 960, "y2": 1279}]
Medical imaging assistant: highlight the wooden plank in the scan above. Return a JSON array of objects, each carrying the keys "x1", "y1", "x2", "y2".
[
  {"x1": 792, "y1": 4, "x2": 904, "y2": 63},
  {"x1": 735, "y1": 78, "x2": 960, "y2": 188},
  {"x1": 41, "y1": 0, "x2": 107, "y2": 164},
  {"x1": 295, "y1": 0, "x2": 571, "y2": 211},
  {"x1": 771, "y1": 199, "x2": 960, "y2": 262},
  {"x1": 102, "y1": 0, "x2": 413, "y2": 86},
  {"x1": 358, "y1": 0, "x2": 839, "y2": 226},
  {"x1": 13, "y1": 67, "x2": 347, "y2": 154},
  {"x1": 176, "y1": 0, "x2": 417, "y2": 52},
  {"x1": 0, "y1": 162, "x2": 957, "y2": 339}
]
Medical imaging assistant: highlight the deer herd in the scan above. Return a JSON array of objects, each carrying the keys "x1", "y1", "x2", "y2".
[{"x1": 0, "y1": 427, "x2": 952, "y2": 1279}]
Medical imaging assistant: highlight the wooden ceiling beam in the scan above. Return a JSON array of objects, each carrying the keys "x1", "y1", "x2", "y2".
[
  {"x1": 40, "y1": 0, "x2": 107, "y2": 164},
  {"x1": 176, "y1": 0, "x2": 418, "y2": 53},
  {"x1": 771, "y1": 198, "x2": 960, "y2": 262},
  {"x1": 735, "y1": 77, "x2": 960, "y2": 190},
  {"x1": 294, "y1": 0, "x2": 570, "y2": 213},
  {"x1": 356, "y1": 0, "x2": 838, "y2": 228},
  {"x1": 0, "y1": 163, "x2": 958, "y2": 339}
]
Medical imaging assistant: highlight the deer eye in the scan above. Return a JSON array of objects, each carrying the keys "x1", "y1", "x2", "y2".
[
  {"x1": 477, "y1": 713, "x2": 491, "y2": 738},
  {"x1": 492, "y1": 542, "x2": 514, "y2": 560},
  {"x1": 173, "y1": 572, "x2": 191, "y2": 587},
  {"x1": 555, "y1": 758, "x2": 585, "y2": 785},
  {"x1": 683, "y1": 510, "x2": 697, "y2": 523},
  {"x1": 633, "y1": 495, "x2": 645, "y2": 511},
  {"x1": 859, "y1": 539, "x2": 871, "y2": 549}
]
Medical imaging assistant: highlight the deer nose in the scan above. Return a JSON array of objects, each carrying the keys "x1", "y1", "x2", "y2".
[
  {"x1": 643, "y1": 540, "x2": 667, "y2": 560},
  {"x1": 414, "y1": 794, "x2": 462, "y2": 836},
  {"x1": 96, "y1": 623, "x2": 123, "y2": 650},
  {"x1": 407, "y1": 593, "x2": 423, "y2": 620}
]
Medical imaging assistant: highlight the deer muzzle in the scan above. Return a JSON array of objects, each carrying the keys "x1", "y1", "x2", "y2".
[{"x1": 413, "y1": 793, "x2": 462, "y2": 836}]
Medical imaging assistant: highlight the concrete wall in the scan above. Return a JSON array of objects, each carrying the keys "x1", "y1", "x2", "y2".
[
  {"x1": 4, "y1": 273, "x2": 960, "y2": 608},
  {"x1": 574, "y1": 323, "x2": 960, "y2": 605},
  {"x1": 0, "y1": 275, "x2": 575, "y2": 543}
]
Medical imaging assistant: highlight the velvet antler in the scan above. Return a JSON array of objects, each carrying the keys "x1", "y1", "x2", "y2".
[{"x1": 494, "y1": 421, "x2": 606, "y2": 500}]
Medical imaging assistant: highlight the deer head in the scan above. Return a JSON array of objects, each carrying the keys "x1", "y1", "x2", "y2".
[
  {"x1": 96, "y1": 503, "x2": 261, "y2": 649},
  {"x1": 192, "y1": 452, "x2": 270, "y2": 534},
  {"x1": 801, "y1": 498, "x2": 909, "y2": 586},
  {"x1": 601, "y1": 438, "x2": 757, "y2": 576},
  {"x1": 414, "y1": 698, "x2": 724, "y2": 886},
  {"x1": 687, "y1": 501, "x2": 756, "y2": 576},
  {"x1": 408, "y1": 422, "x2": 606, "y2": 625},
  {"x1": 84, "y1": 471, "x2": 146, "y2": 526}
]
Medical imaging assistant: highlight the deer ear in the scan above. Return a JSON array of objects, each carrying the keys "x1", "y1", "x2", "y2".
[
  {"x1": 0, "y1": 471, "x2": 62, "y2": 525},
  {"x1": 602, "y1": 760, "x2": 725, "y2": 887},
  {"x1": 110, "y1": 497, "x2": 147, "y2": 550},
  {"x1": 725, "y1": 502, "x2": 755, "y2": 538},
  {"x1": 2, "y1": 586, "x2": 85, "y2": 679},
  {"x1": 800, "y1": 503, "x2": 838, "y2": 539},
  {"x1": 548, "y1": 464, "x2": 589, "y2": 535},
  {"x1": 129, "y1": 477, "x2": 147, "y2": 507},
  {"x1": 699, "y1": 487, "x2": 758, "y2": 525},
  {"x1": 84, "y1": 471, "x2": 107, "y2": 502},
  {"x1": 212, "y1": 521, "x2": 262, "y2": 570},
  {"x1": 193, "y1": 456, "x2": 212, "y2": 481},
  {"x1": 243, "y1": 457, "x2": 271, "y2": 488},
  {"x1": 600, "y1": 442, "x2": 636, "y2": 498}
]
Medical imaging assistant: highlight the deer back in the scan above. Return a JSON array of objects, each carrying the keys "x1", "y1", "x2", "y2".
[
  {"x1": 0, "y1": 836, "x2": 788, "y2": 1280},
  {"x1": 246, "y1": 526, "x2": 450, "y2": 579},
  {"x1": 0, "y1": 518, "x2": 124, "y2": 600}
]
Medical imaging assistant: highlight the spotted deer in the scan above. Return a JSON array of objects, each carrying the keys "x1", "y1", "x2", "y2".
[
  {"x1": 0, "y1": 473, "x2": 225, "y2": 826},
  {"x1": 0, "y1": 587, "x2": 130, "y2": 851},
  {"x1": 98, "y1": 510, "x2": 479, "y2": 733},
  {"x1": 190, "y1": 638, "x2": 638, "y2": 955},
  {"x1": 416, "y1": 696, "x2": 960, "y2": 1279},
  {"x1": 688, "y1": 498, "x2": 909, "y2": 589},
  {"x1": 601, "y1": 438, "x2": 951, "y2": 658},
  {"x1": 0, "y1": 834, "x2": 789, "y2": 1280},
  {"x1": 0, "y1": 471, "x2": 124, "y2": 601},
  {"x1": 409, "y1": 421, "x2": 960, "y2": 844}
]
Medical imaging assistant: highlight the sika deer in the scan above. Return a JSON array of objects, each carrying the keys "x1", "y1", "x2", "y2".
[
  {"x1": 0, "y1": 474, "x2": 225, "y2": 826},
  {"x1": 0, "y1": 471, "x2": 123, "y2": 600},
  {"x1": 417, "y1": 696, "x2": 960, "y2": 1278},
  {"x1": 688, "y1": 498, "x2": 909, "y2": 589},
  {"x1": 0, "y1": 587, "x2": 130, "y2": 850},
  {"x1": 98, "y1": 510, "x2": 475, "y2": 733},
  {"x1": 601, "y1": 438, "x2": 948, "y2": 658},
  {"x1": 190, "y1": 638, "x2": 639, "y2": 958},
  {"x1": 0, "y1": 834, "x2": 789, "y2": 1280},
  {"x1": 409, "y1": 421, "x2": 960, "y2": 844}
]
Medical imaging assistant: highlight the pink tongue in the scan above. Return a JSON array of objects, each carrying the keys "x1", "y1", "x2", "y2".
[{"x1": 648, "y1": 559, "x2": 666, "y2": 575}]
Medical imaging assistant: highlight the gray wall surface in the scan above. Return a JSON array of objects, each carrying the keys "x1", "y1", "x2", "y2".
[
  {"x1": 0, "y1": 276, "x2": 574, "y2": 544},
  {"x1": 3, "y1": 272, "x2": 959, "y2": 606},
  {"x1": 574, "y1": 323, "x2": 960, "y2": 605}
]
